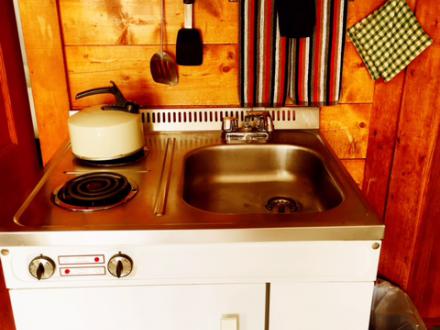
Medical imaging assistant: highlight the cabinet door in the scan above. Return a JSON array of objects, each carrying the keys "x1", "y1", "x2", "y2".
[
  {"x1": 270, "y1": 282, "x2": 374, "y2": 330},
  {"x1": 10, "y1": 283, "x2": 266, "y2": 330}
]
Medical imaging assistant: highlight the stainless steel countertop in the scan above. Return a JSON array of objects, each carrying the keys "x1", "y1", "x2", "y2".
[{"x1": 0, "y1": 131, "x2": 384, "y2": 246}]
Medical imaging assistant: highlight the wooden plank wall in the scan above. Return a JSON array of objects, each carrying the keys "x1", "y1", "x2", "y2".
[
  {"x1": 379, "y1": 0, "x2": 440, "y2": 324},
  {"x1": 60, "y1": 0, "x2": 240, "y2": 108},
  {"x1": 20, "y1": 0, "x2": 381, "y2": 187},
  {"x1": 18, "y1": 0, "x2": 70, "y2": 163}
]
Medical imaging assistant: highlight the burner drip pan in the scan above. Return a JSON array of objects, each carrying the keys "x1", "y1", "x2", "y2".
[
  {"x1": 76, "y1": 149, "x2": 145, "y2": 167},
  {"x1": 53, "y1": 172, "x2": 137, "y2": 212}
]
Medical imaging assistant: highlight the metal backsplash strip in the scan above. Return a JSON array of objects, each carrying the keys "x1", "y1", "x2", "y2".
[{"x1": 140, "y1": 107, "x2": 319, "y2": 132}]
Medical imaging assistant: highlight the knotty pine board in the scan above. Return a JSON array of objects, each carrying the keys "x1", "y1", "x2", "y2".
[
  {"x1": 379, "y1": 35, "x2": 440, "y2": 289},
  {"x1": 320, "y1": 104, "x2": 371, "y2": 159},
  {"x1": 362, "y1": 73, "x2": 405, "y2": 218},
  {"x1": 21, "y1": 0, "x2": 375, "y2": 179},
  {"x1": 378, "y1": 0, "x2": 440, "y2": 319},
  {"x1": 66, "y1": 41, "x2": 374, "y2": 108},
  {"x1": 66, "y1": 44, "x2": 239, "y2": 107},
  {"x1": 18, "y1": 0, "x2": 70, "y2": 164},
  {"x1": 339, "y1": 42, "x2": 375, "y2": 104},
  {"x1": 59, "y1": 0, "x2": 239, "y2": 45},
  {"x1": 341, "y1": 160, "x2": 365, "y2": 188}
]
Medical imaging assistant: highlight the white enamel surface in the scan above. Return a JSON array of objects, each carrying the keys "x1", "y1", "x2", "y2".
[
  {"x1": 221, "y1": 315, "x2": 239, "y2": 330},
  {"x1": 68, "y1": 106, "x2": 144, "y2": 160},
  {"x1": 10, "y1": 284, "x2": 265, "y2": 330},
  {"x1": 270, "y1": 282, "x2": 374, "y2": 330},
  {"x1": 2, "y1": 242, "x2": 380, "y2": 330},
  {"x1": 1, "y1": 241, "x2": 380, "y2": 289}
]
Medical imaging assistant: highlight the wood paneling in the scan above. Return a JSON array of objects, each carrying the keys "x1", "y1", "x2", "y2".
[
  {"x1": 66, "y1": 45, "x2": 240, "y2": 108},
  {"x1": 362, "y1": 73, "x2": 405, "y2": 218},
  {"x1": 0, "y1": 1, "x2": 42, "y2": 328},
  {"x1": 18, "y1": 0, "x2": 70, "y2": 164},
  {"x1": 339, "y1": 42, "x2": 374, "y2": 104},
  {"x1": 320, "y1": 104, "x2": 371, "y2": 159},
  {"x1": 59, "y1": 0, "x2": 239, "y2": 45},
  {"x1": 379, "y1": 33, "x2": 439, "y2": 289},
  {"x1": 0, "y1": 1, "x2": 41, "y2": 224},
  {"x1": 377, "y1": 0, "x2": 440, "y2": 323},
  {"x1": 341, "y1": 159, "x2": 365, "y2": 187},
  {"x1": 21, "y1": 0, "x2": 382, "y2": 165},
  {"x1": 408, "y1": 132, "x2": 440, "y2": 321}
]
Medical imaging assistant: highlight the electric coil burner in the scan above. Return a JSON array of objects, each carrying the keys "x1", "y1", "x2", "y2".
[{"x1": 53, "y1": 172, "x2": 137, "y2": 212}]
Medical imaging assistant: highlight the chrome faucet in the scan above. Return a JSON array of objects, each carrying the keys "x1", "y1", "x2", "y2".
[{"x1": 222, "y1": 111, "x2": 274, "y2": 143}]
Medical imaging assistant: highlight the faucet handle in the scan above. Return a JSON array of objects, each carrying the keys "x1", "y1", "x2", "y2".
[
  {"x1": 222, "y1": 116, "x2": 238, "y2": 133},
  {"x1": 245, "y1": 111, "x2": 274, "y2": 133},
  {"x1": 265, "y1": 113, "x2": 274, "y2": 133}
]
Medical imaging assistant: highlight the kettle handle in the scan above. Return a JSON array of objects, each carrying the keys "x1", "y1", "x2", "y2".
[{"x1": 75, "y1": 81, "x2": 140, "y2": 114}]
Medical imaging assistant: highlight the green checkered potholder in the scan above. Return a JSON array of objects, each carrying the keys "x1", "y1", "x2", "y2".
[{"x1": 348, "y1": 0, "x2": 432, "y2": 82}]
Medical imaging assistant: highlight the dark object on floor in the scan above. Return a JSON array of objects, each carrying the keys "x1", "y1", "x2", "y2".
[
  {"x1": 275, "y1": 0, "x2": 316, "y2": 38},
  {"x1": 370, "y1": 279, "x2": 427, "y2": 330}
]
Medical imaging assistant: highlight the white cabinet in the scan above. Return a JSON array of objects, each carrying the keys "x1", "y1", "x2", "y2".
[
  {"x1": 4, "y1": 241, "x2": 381, "y2": 330},
  {"x1": 10, "y1": 284, "x2": 266, "y2": 330},
  {"x1": 270, "y1": 282, "x2": 374, "y2": 330}
]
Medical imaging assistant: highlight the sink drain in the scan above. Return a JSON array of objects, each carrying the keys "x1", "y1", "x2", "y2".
[{"x1": 265, "y1": 197, "x2": 302, "y2": 214}]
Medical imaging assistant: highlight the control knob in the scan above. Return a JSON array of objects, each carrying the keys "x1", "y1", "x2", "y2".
[
  {"x1": 108, "y1": 253, "x2": 133, "y2": 278},
  {"x1": 29, "y1": 255, "x2": 56, "y2": 280}
]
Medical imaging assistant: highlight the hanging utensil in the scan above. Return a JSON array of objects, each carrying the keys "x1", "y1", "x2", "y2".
[
  {"x1": 176, "y1": 0, "x2": 203, "y2": 66},
  {"x1": 150, "y1": 0, "x2": 179, "y2": 85}
]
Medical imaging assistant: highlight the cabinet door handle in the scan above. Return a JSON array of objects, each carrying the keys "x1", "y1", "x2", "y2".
[{"x1": 221, "y1": 315, "x2": 239, "y2": 330}]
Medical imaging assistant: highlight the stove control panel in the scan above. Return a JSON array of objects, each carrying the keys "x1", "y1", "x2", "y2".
[
  {"x1": 28, "y1": 255, "x2": 56, "y2": 280},
  {"x1": 107, "y1": 253, "x2": 133, "y2": 278}
]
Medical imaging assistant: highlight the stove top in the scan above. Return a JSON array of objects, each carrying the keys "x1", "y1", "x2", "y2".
[
  {"x1": 12, "y1": 133, "x2": 235, "y2": 230},
  {"x1": 53, "y1": 171, "x2": 138, "y2": 212},
  {"x1": 13, "y1": 134, "x2": 172, "y2": 229}
]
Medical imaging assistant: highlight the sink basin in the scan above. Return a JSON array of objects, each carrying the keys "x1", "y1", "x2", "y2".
[{"x1": 183, "y1": 144, "x2": 343, "y2": 214}]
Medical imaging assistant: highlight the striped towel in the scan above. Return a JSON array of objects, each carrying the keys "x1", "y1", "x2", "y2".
[
  {"x1": 240, "y1": 0, "x2": 289, "y2": 107},
  {"x1": 240, "y1": 0, "x2": 348, "y2": 107}
]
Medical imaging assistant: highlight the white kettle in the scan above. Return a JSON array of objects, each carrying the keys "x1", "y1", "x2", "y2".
[{"x1": 68, "y1": 81, "x2": 144, "y2": 161}]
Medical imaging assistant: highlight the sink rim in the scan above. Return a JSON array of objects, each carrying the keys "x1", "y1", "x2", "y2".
[{"x1": 182, "y1": 143, "x2": 346, "y2": 215}]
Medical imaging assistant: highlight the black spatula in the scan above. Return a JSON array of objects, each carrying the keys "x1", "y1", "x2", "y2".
[{"x1": 176, "y1": 0, "x2": 203, "y2": 66}]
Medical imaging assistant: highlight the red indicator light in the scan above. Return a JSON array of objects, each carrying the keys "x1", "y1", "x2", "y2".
[
  {"x1": 94, "y1": 257, "x2": 100, "y2": 262},
  {"x1": 65, "y1": 269, "x2": 70, "y2": 275}
]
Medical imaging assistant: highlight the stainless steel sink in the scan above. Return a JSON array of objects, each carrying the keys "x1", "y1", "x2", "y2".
[{"x1": 183, "y1": 145, "x2": 343, "y2": 214}]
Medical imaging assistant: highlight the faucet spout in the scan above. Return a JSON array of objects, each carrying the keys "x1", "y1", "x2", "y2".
[{"x1": 222, "y1": 111, "x2": 274, "y2": 144}]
